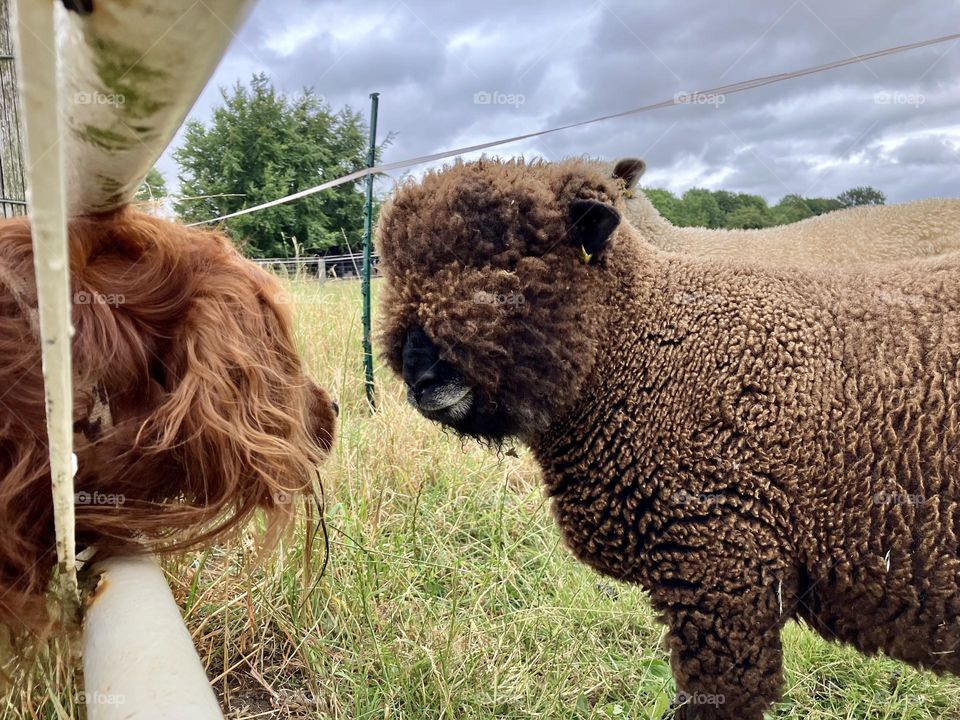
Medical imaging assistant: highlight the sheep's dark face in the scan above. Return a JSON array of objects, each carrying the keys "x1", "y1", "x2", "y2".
[
  {"x1": 376, "y1": 159, "x2": 622, "y2": 443},
  {"x1": 400, "y1": 324, "x2": 516, "y2": 437}
]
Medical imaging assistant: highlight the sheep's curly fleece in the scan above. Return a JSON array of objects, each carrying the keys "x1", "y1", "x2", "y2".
[
  {"x1": 376, "y1": 158, "x2": 960, "y2": 719},
  {"x1": 601, "y1": 158, "x2": 960, "y2": 264}
]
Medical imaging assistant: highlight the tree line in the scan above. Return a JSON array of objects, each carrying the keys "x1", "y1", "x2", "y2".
[
  {"x1": 643, "y1": 185, "x2": 884, "y2": 230},
  {"x1": 145, "y1": 74, "x2": 886, "y2": 257}
]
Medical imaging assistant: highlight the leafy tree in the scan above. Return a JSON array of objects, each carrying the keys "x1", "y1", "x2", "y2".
[
  {"x1": 805, "y1": 197, "x2": 844, "y2": 215},
  {"x1": 736, "y1": 193, "x2": 768, "y2": 213},
  {"x1": 719, "y1": 192, "x2": 773, "y2": 228},
  {"x1": 772, "y1": 194, "x2": 814, "y2": 225},
  {"x1": 712, "y1": 190, "x2": 740, "y2": 216},
  {"x1": 641, "y1": 184, "x2": 885, "y2": 230},
  {"x1": 837, "y1": 186, "x2": 886, "y2": 207},
  {"x1": 174, "y1": 74, "x2": 383, "y2": 257},
  {"x1": 677, "y1": 188, "x2": 725, "y2": 228},
  {"x1": 134, "y1": 167, "x2": 168, "y2": 202},
  {"x1": 726, "y1": 206, "x2": 775, "y2": 229},
  {"x1": 642, "y1": 188, "x2": 683, "y2": 225}
]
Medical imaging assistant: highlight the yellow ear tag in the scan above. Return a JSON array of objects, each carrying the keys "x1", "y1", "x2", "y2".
[
  {"x1": 580, "y1": 245, "x2": 593, "y2": 264},
  {"x1": 624, "y1": 190, "x2": 634, "y2": 199}
]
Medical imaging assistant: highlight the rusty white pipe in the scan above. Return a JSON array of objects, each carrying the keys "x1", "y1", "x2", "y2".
[
  {"x1": 13, "y1": 0, "x2": 79, "y2": 611},
  {"x1": 82, "y1": 555, "x2": 224, "y2": 719},
  {"x1": 57, "y1": 0, "x2": 255, "y2": 214}
]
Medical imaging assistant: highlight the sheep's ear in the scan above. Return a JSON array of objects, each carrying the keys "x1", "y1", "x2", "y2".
[
  {"x1": 569, "y1": 199, "x2": 620, "y2": 262},
  {"x1": 612, "y1": 157, "x2": 646, "y2": 189}
]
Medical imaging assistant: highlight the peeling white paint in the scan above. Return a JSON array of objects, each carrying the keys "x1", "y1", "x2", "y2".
[
  {"x1": 58, "y1": 0, "x2": 256, "y2": 214},
  {"x1": 13, "y1": 0, "x2": 79, "y2": 614},
  {"x1": 83, "y1": 555, "x2": 224, "y2": 720}
]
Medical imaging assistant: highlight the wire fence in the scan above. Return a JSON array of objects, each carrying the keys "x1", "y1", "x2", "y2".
[
  {"x1": 0, "y1": 5, "x2": 25, "y2": 220},
  {"x1": 253, "y1": 252, "x2": 380, "y2": 280}
]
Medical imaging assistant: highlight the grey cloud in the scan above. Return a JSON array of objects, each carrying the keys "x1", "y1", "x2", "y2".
[
  {"x1": 893, "y1": 136, "x2": 960, "y2": 166},
  {"x1": 158, "y1": 0, "x2": 960, "y2": 205}
]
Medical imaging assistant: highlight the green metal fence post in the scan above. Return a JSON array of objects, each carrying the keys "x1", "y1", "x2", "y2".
[{"x1": 361, "y1": 92, "x2": 379, "y2": 409}]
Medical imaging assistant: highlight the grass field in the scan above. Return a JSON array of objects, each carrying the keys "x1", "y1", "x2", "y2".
[{"x1": 3, "y1": 277, "x2": 960, "y2": 719}]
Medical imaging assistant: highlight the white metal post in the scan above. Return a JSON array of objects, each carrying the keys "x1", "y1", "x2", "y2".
[
  {"x1": 13, "y1": 0, "x2": 79, "y2": 612},
  {"x1": 12, "y1": 1, "x2": 259, "y2": 715},
  {"x1": 82, "y1": 555, "x2": 224, "y2": 720}
]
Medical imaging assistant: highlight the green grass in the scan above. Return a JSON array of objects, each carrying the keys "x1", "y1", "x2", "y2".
[{"x1": 2, "y1": 277, "x2": 959, "y2": 719}]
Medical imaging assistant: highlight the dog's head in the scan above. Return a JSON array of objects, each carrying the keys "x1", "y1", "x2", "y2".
[{"x1": 0, "y1": 209, "x2": 336, "y2": 631}]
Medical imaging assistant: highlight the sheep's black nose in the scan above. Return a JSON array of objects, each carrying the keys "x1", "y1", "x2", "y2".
[
  {"x1": 401, "y1": 326, "x2": 442, "y2": 393},
  {"x1": 61, "y1": 0, "x2": 94, "y2": 14},
  {"x1": 411, "y1": 369, "x2": 442, "y2": 403}
]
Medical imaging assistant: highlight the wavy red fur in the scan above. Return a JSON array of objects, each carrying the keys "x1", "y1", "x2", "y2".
[{"x1": 0, "y1": 208, "x2": 335, "y2": 632}]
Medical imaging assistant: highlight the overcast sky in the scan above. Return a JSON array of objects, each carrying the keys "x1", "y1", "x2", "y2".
[{"x1": 156, "y1": 0, "x2": 960, "y2": 205}]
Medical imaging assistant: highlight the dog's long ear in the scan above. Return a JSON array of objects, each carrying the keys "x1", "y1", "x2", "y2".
[
  {"x1": 141, "y1": 239, "x2": 329, "y2": 543},
  {"x1": 612, "y1": 157, "x2": 646, "y2": 190},
  {"x1": 569, "y1": 199, "x2": 620, "y2": 261}
]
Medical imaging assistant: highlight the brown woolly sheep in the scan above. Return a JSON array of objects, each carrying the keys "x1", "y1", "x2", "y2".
[
  {"x1": 604, "y1": 157, "x2": 960, "y2": 264},
  {"x1": 376, "y1": 158, "x2": 960, "y2": 719},
  {"x1": 0, "y1": 209, "x2": 336, "y2": 633}
]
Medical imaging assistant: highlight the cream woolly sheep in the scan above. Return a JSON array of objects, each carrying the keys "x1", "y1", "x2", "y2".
[
  {"x1": 376, "y1": 158, "x2": 960, "y2": 719},
  {"x1": 605, "y1": 157, "x2": 960, "y2": 264}
]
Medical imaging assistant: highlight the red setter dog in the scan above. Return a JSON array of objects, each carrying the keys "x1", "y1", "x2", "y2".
[{"x1": 0, "y1": 208, "x2": 336, "y2": 632}]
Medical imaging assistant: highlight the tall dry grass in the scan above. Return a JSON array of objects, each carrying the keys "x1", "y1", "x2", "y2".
[{"x1": 1, "y1": 277, "x2": 958, "y2": 719}]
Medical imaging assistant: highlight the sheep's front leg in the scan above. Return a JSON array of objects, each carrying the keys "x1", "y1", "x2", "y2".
[{"x1": 651, "y1": 552, "x2": 787, "y2": 720}]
